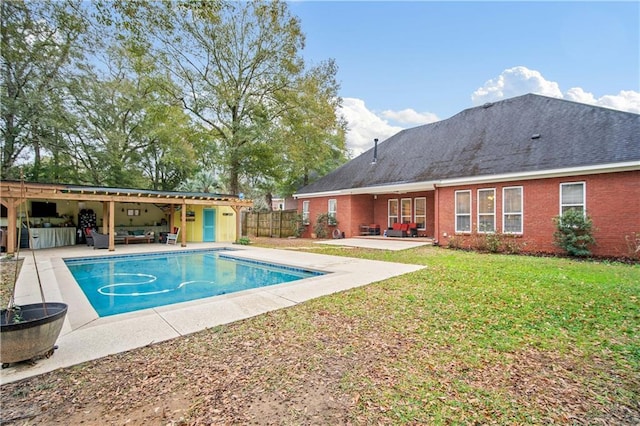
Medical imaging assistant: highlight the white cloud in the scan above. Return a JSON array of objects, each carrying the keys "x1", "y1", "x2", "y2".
[
  {"x1": 472, "y1": 66, "x2": 640, "y2": 113},
  {"x1": 380, "y1": 108, "x2": 439, "y2": 126},
  {"x1": 578, "y1": 90, "x2": 640, "y2": 114},
  {"x1": 564, "y1": 87, "x2": 596, "y2": 104},
  {"x1": 472, "y1": 66, "x2": 563, "y2": 104},
  {"x1": 339, "y1": 98, "x2": 404, "y2": 157},
  {"x1": 339, "y1": 98, "x2": 439, "y2": 157}
]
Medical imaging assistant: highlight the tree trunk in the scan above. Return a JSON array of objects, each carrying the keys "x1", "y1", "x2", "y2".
[{"x1": 265, "y1": 192, "x2": 273, "y2": 211}]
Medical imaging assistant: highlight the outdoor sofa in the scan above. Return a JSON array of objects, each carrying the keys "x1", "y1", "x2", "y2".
[
  {"x1": 114, "y1": 229, "x2": 155, "y2": 244},
  {"x1": 88, "y1": 229, "x2": 155, "y2": 248},
  {"x1": 386, "y1": 222, "x2": 418, "y2": 238}
]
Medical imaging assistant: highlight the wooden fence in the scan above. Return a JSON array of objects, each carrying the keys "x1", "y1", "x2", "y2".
[{"x1": 243, "y1": 210, "x2": 299, "y2": 238}]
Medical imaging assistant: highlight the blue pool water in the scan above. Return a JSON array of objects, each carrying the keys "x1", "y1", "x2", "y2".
[{"x1": 64, "y1": 250, "x2": 323, "y2": 317}]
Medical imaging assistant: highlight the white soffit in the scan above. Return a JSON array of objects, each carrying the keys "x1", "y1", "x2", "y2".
[
  {"x1": 436, "y1": 161, "x2": 640, "y2": 187},
  {"x1": 293, "y1": 161, "x2": 640, "y2": 198}
]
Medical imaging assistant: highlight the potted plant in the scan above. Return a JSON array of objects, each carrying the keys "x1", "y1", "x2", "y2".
[{"x1": 1, "y1": 302, "x2": 68, "y2": 368}]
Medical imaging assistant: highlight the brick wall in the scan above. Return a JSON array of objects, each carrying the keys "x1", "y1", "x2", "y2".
[
  {"x1": 298, "y1": 191, "x2": 438, "y2": 238},
  {"x1": 436, "y1": 171, "x2": 640, "y2": 257},
  {"x1": 298, "y1": 195, "x2": 367, "y2": 238},
  {"x1": 296, "y1": 170, "x2": 638, "y2": 256},
  {"x1": 347, "y1": 195, "x2": 374, "y2": 237}
]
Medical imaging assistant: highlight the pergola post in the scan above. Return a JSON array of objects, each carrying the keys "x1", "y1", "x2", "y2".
[
  {"x1": 181, "y1": 202, "x2": 187, "y2": 247},
  {"x1": 101, "y1": 202, "x2": 109, "y2": 233},
  {"x1": 231, "y1": 205, "x2": 242, "y2": 243},
  {"x1": 109, "y1": 200, "x2": 115, "y2": 251},
  {"x1": 5, "y1": 199, "x2": 19, "y2": 254}
]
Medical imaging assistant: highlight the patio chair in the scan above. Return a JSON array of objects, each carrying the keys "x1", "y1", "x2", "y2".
[
  {"x1": 91, "y1": 230, "x2": 109, "y2": 249},
  {"x1": 386, "y1": 223, "x2": 407, "y2": 237},
  {"x1": 84, "y1": 227, "x2": 94, "y2": 246},
  {"x1": 166, "y1": 227, "x2": 180, "y2": 245}
]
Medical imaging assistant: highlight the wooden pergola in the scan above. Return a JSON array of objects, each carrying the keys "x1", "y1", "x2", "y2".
[{"x1": 0, "y1": 181, "x2": 253, "y2": 254}]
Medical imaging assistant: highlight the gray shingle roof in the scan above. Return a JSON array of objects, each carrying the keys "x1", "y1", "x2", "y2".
[{"x1": 296, "y1": 94, "x2": 640, "y2": 195}]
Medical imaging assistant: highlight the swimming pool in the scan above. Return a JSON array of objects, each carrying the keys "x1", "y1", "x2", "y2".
[{"x1": 64, "y1": 250, "x2": 324, "y2": 317}]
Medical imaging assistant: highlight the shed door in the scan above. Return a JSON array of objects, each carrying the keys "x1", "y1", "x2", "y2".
[{"x1": 203, "y1": 209, "x2": 215, "y2": 242}]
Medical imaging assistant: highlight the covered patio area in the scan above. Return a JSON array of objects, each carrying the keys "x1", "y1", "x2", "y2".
[{"x1": 1, "y1": 181, "x2": 253, "y2": 253}]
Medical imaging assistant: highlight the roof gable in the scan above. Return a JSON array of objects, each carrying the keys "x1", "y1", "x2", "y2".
[{"x1": 297, "y1": 94, "x2": 640, "y2": 195}]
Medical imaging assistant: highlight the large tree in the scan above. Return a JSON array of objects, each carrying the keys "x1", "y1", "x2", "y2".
[
  {"x1": 3, "y1": 0, "x2": 348, "y2": 198},
  {"x1": 156, "y1": 0, "x2": 307, "y2": 194},
  {"x1": 0, "y1": 0, "x2": 87, "y2": 180},
  {"x1": 61, "y1": 44, "x2": 198, "y2": 188},
  {"x1": 276, "y1": 59, "x2": 348, "y2": 197},
  {"x1": 104, "y1": 0, "x2": 319, "y2": 194}
]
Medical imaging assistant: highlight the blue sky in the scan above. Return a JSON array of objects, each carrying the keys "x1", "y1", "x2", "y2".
[{"x1": 287, "y1": 1, "x2": 640, "y2": 155}]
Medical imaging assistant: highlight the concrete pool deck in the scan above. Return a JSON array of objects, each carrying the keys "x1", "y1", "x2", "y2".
[{"x1": 1, "y1": 241, "x2": 425, "y2": 384}]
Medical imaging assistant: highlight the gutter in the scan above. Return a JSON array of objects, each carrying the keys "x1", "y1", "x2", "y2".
[{"x1": 293, "y1": 161, "x2": 640, "y2": 198}]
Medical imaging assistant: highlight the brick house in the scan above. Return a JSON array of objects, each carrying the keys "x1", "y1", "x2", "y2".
[{"x1": 293, "y1": 94, "x2": 640, "y2": 257}]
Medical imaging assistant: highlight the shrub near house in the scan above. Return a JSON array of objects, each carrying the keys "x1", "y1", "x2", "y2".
[{"x1": 553, "y1": 210, "x2": 597, "y2": 257}]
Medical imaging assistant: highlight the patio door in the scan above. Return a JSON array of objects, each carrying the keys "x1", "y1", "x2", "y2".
[{"x1": 203, "y1": 209, "x2": 216, "y2": 242}]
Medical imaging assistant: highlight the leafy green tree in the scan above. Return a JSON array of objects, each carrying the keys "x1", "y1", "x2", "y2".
[
  {"x1": 193, "y1": 1, "x2": 302, "y2": 195},
  {"x1": 126, "y1": 0, "x2": 306, "y2": 194},
  {"x1": 62, "y1": 42, "x2": 198, "y2": 188},
  {"x1": 176, "y1": 170, "x2": 221, "y2": 193},
  {"x1": 1, "y1": 0, "x2": 87, "y2": 180},
  {"x1": 276, "y1": 59, "x2": 348, "y2": 197},
  {"x1": 138, "y1": 111, "x2": 201, "y2": 191},
  {"x1": 3, "y1": 0, "x2": 347, "y2": 200}
]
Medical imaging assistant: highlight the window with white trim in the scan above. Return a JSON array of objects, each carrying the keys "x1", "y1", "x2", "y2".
[
  {"x1": 388, "y1": 199, "x2": 398, "y2": 228},
  {"x1": 503, "y1": 187, "x2": 522, "y2": 234},
  {"x1": 302, "y1": 201, "x2": 310, "y2": 225},
  {"x1": 477, "y1": 189, "x2": 495, "y2": 233},
  {"x1": 560, "y1": 182, "x2": 585, "y2": 214},
  {"x1": 328, "y1": 199, "x2": 337, "y2": 225},
  {"x1": 455, "y1": 190, "x2": 471, "y2": 233},
  {"x1": 401, "y1": 198, "x2": 412, "y2": 223},
  {"x1": 414, "y1": 197, "x2": 426, "y2": 230}
]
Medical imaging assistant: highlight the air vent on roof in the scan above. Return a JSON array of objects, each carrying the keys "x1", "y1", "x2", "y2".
[
  {"x1": 531, "y1": 134, "x2": 541, "y2": 139},
  {"x1": 482, "y1": 102, "x2": 493, "y2": 109},
  {"x1": 371, "y1": 138, "x2": 378, "y2": 164}
]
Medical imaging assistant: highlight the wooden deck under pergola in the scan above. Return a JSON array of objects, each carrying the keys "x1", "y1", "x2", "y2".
[{"x1": 0, "y1": 181, "x2": 253, "y2": 254}]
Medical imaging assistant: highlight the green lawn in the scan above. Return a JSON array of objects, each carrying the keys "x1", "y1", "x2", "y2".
[
  {"x1": 252, "y1": 243, "x2": 640, "y2": 424},
  {"x1": 1, "y1": 244, "x2": 638, "y2": 424}
]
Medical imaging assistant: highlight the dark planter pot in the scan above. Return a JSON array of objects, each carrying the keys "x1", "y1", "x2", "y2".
[{"x1": 0, "y1": 302, "x2": 67, "y2": 367}]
